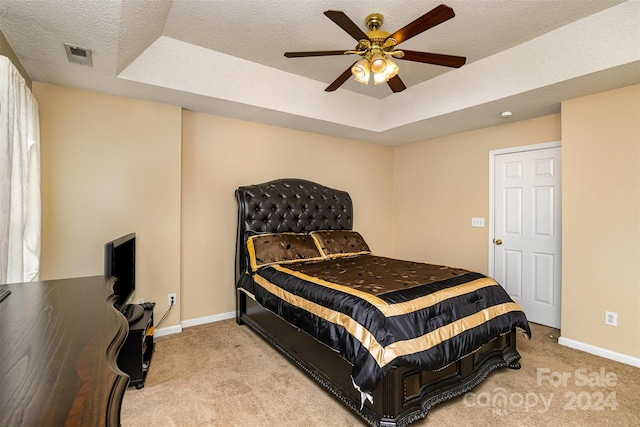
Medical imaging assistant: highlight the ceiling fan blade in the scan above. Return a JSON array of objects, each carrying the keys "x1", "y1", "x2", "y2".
[
  {"x1": 285, "y1": 50, "x2": 349, "y2": 58},
  {"x1": 387, "y1": 75, "x2": 407, "y2": 93},
  {"x1": 325, "y1": 63, "x2": 356, "y2": 92},
  {"x1": 398, "y1": 50, "x2": 466, "y2": 68},
  {"x1": 387, "y1": 4, "x2": 455, "y2": 45},
  {"x1": 324, "y1": 10, "x2": 369, "y2": 41}
]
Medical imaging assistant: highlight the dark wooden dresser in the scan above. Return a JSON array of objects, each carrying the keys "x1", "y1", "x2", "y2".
[{"x1": 0, "y1": 276, "x2": 129, "y2": 427}]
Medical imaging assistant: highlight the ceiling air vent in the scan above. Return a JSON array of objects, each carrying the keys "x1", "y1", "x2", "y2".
[{"x1": 64, "y1": 43, "x2": 92, "y2": 66}]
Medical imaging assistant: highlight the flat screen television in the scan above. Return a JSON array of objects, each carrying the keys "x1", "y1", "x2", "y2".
[{"x1": 104, "y1": 232, "x2": 143, "y2": 324}]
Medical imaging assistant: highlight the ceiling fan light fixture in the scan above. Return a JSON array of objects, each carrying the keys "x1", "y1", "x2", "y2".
[
  {"x1": 372, "y1": 57, "x2": 399, "y2": 85},
  {"x1": 373, "y1": 70, "x2": 388, "y2": 85},
  {"x1": 285, "y1": 7, "x2": 465, "y2": 93},
  {"x1": 351, "y1": 58, "x2": 371, "y2": 84},
  {"x1": 384, "y1": 57, "x2": 399, "y2": 79},
  {"x1": 369, "y1": 52, "x2": 387, "y2": 74}
]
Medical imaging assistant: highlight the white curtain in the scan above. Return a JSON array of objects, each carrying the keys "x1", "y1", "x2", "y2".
[{"x1": 0, "y1": 56, "x2": 41, "y2": 284}]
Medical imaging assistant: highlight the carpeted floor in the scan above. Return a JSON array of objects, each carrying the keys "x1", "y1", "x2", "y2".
[{"x1": 121, "y1": 320, "x2": 639, "y2": 426}]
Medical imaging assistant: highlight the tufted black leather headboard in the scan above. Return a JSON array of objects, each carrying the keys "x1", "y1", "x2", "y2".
[{"x1": 235, "y1": 178, "x2": 353, "y2": 285}]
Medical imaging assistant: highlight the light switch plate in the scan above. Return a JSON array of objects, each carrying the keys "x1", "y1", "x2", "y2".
[{"x1": 471, "y1": 217, "x2": 485, "y2": 227}]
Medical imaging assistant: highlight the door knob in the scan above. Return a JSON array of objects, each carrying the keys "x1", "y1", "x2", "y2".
[{"x1": 494, "y1": 239, "x2": 503, "y2": 245}]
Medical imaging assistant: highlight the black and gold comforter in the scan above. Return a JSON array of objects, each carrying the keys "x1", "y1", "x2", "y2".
[{"x1": 244, "y1": 254, "x2": 531, "y2": 393}]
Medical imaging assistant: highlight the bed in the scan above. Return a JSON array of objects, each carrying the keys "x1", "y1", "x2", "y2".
[{"x1": 235, "y1": 178, "x2": 530, "y2": 426}]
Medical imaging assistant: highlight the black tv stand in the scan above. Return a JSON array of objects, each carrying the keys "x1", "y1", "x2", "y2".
[
  {"x1": 117, "y1": 303, "x2": 155, "y2": 389},
  {"x1": 122, "y1": 303, "x2": 144, "y2": 324}
]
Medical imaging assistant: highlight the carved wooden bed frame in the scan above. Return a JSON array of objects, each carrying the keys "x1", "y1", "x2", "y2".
[{"x1": 235, "y1": 178, "x2": 522, "y2": 426}]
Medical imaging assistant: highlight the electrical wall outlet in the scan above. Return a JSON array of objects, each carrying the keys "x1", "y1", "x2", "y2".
[
  {"x1": 471, "y1": 217, "x2": 485, "y2": 227},
  {"x1": 137, "y1": 298, "x2": 145, "y2": 304},
  {"x1": 605, "y1": 311, "x2": 617, "y2": 326},
  {"x1": 168, "y1": 293, "x2": 177, "y2": 307}
]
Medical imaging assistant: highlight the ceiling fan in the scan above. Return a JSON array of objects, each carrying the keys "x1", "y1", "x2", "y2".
[{"x1": 284, "y1": 4, "x2": 466, "y2": 93}]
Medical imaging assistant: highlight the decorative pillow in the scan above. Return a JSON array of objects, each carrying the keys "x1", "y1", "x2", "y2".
[
  {"x1": 247, "y1": 233, "x2": 324, "y2": 271},
  {"x1": 310, "y1": 230, "x2": 371, "y2": 259}
]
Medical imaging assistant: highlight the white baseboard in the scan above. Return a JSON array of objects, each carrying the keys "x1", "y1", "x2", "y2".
[
  {"x1": 152, "y1": 311, "x2": 235, "y2": 337},
  {"x1": 154, "y1": 324, "x2": 183, "y2": 337},
  {"x1": 181, "y1": 311, "x2": 236, "y2": 328},
  {"x1": 558, "y1": 336, "x2": 640, "y2": 368}
]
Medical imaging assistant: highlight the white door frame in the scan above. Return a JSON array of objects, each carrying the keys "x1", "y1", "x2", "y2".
[{"x1": 488, "y1": 141, "x2": 562, "y2": 277}]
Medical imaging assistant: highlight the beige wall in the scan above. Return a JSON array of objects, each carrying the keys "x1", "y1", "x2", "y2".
[
  {"x1": 34, "y1": 83, "x2": 183, "y2": 326},
  {"x1": 181, "y1": 111, "x2": 394, "y2": 320},
  {"x1": 34, "y1": 80, "x2": 640, "y2": 362},
  {"x1": 392, "y1": 114, "x2": 561, "y2": 273},
  {"x1": 561, "y1": 84, "x2": 640, "y2": 358},
  {"x1": 33, "y1": 84, "x2": 393, "y2": 329}
]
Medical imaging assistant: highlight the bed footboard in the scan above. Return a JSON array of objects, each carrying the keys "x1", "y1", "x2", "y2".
[{"x1": 237, "y1": 289, "x2": 521, "y2": 427}]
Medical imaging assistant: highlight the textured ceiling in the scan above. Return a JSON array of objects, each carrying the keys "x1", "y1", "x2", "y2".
[{"x1": 1, "y1": 0, "x2": 638, "y2": 145}]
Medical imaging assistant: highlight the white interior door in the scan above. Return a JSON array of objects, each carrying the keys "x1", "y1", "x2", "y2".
[{"x1": 493, "y1": 146, "x2": 562, "y2": 328}]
